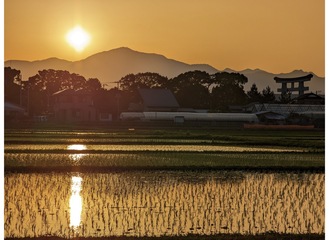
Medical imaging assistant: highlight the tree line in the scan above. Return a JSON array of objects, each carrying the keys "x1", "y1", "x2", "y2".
[{"x1": 5, "y1": 67, "x2": 285, "y2": 118}]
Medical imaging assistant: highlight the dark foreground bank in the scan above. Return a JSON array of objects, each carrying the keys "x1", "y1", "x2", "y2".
[{"x1": 4, "y1": 233, "x2": 325, "y2": 240}]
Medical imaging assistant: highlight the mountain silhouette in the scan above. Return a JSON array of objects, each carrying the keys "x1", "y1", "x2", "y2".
[{"x1": 4, "y1": 47, "x2": 324, "y2": 93}]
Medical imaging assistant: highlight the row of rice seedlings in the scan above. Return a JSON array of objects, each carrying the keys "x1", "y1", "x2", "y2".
[
  {"x1": 5, "y1": 151, "x2": 324, "y2": 169},
  {"x1": 76, "y1": 172, "x2": 325, "y2": 236},
  {"x1": 4, "y1": 171, "x2": 324, "y2": 238},
  {"x1": 4, "y1": 129, "x2": 324, "y2": 151},
  {"x1": 5, "y1": 143, "x2": 306, "y2": 152},
  {"x1": 5, "y1": 173, "x2": 72, "y2": 238},
  {"x1": 5, "y1": 136, "x2": 216, "y2": 145}
]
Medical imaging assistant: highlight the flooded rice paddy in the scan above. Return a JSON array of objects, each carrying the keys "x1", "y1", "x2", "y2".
[
  {"x1": 5, "y1": 143, "x2": 304, "y2": 152},
  {"x1": 5, "y1": 170, "x2": 324, "y2": 238}
]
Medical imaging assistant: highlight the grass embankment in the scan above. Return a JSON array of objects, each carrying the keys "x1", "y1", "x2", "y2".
[{"x1": 4, "y1": 128, "x2": 324, "y2": 172}]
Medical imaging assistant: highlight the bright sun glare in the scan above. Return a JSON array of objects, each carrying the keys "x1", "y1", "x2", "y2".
[
  {"x1": 67, "y1": 144, "x2": 87, "y2": 151},
  {"x1": 70, "y1": 176, "x2": 83, "y2": 229},
  {"x1": 66, "y1": 26, "x2": 90, "y2": 52}
]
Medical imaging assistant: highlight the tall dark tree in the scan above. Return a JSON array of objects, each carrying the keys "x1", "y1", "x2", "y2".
[
  {"x1": 211, "y1": 85, "x2": 247, "y2": 110},
  {"x1": 118, "y1": 72, "x2": 169, "y2": 109},
  {"x1": 28, "y1": 69, "x2": 88, "y2": 93},
  {"x1": 168, "y1": 71, "x2": 211, "y2": 109},
  {"x1": 261, "y1": 86, "x2": 276, "y2": 103},
  {"x1": 86, "y1": 78, "x2": 102, "y2": 91},
  {"x1": 119, "y1": 72, "x2": 168, "y2": 91},
  {"x1": 168, "y1": 70, "x2": 211, "y2": 91},
  {"x1": 279, "y1": 91, "x2": 292, "y2": 104},
  {"x1": 212, "y1": 72, "x2": 248, "y2": 88},
  {"x1": 210, "y1": 72, "x2": 248, "y2": 110},
  {"x1": 26, "y1": 69, "x2": 89, "y2": 115},
  {"x1": 247, "y1": 83, "x2": 262, "y2": 103},
  {"x1": 4, "y1": 67, "x2": 22, "y2": 104}
]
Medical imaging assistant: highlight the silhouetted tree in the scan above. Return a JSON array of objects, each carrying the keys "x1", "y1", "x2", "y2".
[
  {"x1": 247, "y1": 83, "x2": 262, "y2": 103},
  {"x1": 86, "y1": 78, "x2": 102, "y2": 91},
  {"x1": 212, "y1": 72, "x2": 248, "y2": 88},
  {"x1": 168, "y1": 71, "x2": 211, "y2": 109},
  {"x1": 118, "y1": 72, "x2": 169, "y2": 109},
  {"x1": 261, "y1": 86, "x2": 276, "y2": 103},
  {"x1": 26, "y1": 69, "x2": 92, "y2": 115},
  {"x1": 28, "y1": 69, "x2": 88, "y2": 93},
  {"x1": 210, "y1": 72, "x2": 248, "y2": 110},
  {"x1": 119, "y1": 72, "x2": 168, "y2": 91},
  {"x1": 4, "y1": 67, "x2": 22, "y2": 104},
  {"x1": 279, "y1": 91, "x2": 292, "y2": 104}
]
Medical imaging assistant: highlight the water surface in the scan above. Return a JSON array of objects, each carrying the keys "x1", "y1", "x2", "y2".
[{"x1": 4, "y1": 171, "x2": 324, "y2": 238}]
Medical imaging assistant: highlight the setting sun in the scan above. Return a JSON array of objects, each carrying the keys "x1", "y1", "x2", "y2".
[{"x1": 66, "y1": 26, "x2": 91, "y2": 52}]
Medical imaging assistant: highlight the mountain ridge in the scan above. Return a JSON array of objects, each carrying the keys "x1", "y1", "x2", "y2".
[{"x1": 4, "y1": 47, "x2": 324, "y2": 93}]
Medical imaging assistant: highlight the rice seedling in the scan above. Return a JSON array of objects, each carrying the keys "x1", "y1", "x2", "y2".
[
  {"x1": 5, "y1": 151, "x2": 324, "y2": 171},
  {"x1": 5, "y1": 128, "x2": 325, "y2": 151},
  {"x1": 4, "y1": 129, "x2": 324, "y2": 239},
  {"x1": 4, "y1": 171, "x2": 324, "y2": 238}
]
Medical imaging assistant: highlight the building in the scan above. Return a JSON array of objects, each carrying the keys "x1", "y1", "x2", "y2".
[
  {"x1": 5, "y1": 101, "x2": 26, "y2": 121},
  {"x1": 52, "y1": 89, "x2": 97, "y2": 122},
  {"x1": 245, "y1": 102, "x2": 324, "y2": 128},
  {"x1": 290, "y1": 92, "x2": 324, "y2": 105},
  {"x1": 135, "y1": 88, "x2": 180, "y2": 112},
  {"x1": 248, "y1": 103, "x2": 324, "y2": 116}
]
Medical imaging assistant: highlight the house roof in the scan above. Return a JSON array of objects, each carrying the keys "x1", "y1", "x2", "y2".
[
  {"x1": 250, "y1": 103, "x2": 325, "y2": 116},
  {"x1": 138, "y1": 88, "x2": 180, "y2": 108},
  {"x1": 293, "y1": 92, "x2": 324, "y2": 100},
  {"x1": 255, "y1": 111, "x2": 286, "y2": 120}
]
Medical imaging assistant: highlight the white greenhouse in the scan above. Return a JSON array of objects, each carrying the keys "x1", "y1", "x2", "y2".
[{"x1": 120, "y1": 112, "x2": 259, "y2": 123}]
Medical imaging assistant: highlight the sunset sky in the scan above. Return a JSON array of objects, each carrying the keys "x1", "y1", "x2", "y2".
[{"x1": 4, "y1": 0, "x2": 325, "y2": 77}]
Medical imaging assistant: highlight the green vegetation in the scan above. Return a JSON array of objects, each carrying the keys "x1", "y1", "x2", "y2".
[
  {"x1": 4, "y1": 128, "x2": 325, "y2": 239},
  {"x1": 4, "y1": 128, "x2": 325, "y2": 149},
  {"x1": 4, "y1": 128, "x2": 324, "y2": 172},
  {"x1": 5, "y1": 172, "x2": 324, "y2": 237}
]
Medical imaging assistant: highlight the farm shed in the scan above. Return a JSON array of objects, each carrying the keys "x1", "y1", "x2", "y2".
[
  {"x1": 249, "y1": 103, "x2": 324, "y2": 116},
  {"x1": 5, "y1": 101, "x2": 26, "y2": 121}
]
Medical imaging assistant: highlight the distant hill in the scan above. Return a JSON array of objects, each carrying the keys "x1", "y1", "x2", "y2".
[{"x1": 4, "y1": 47, "x2": 325, "y2": 93}]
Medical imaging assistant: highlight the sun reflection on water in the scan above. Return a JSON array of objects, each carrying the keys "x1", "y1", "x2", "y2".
[
  {"x1": 67, "y1": 144, "x2": 88, "y2": 161},
  {"x1": 70, "y1": 176, "x2": 83, "y2": 230},
  {"x1": 69, "y1": 153, "x2": 88, "y2": 161},
  {"x1": 67, "y1": 144, "x2": 87, "y2": 151}
]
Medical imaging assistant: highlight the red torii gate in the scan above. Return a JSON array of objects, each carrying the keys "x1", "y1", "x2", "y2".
[{"x1": 274, "y1": 74, "x2": 312, "y2": 96}]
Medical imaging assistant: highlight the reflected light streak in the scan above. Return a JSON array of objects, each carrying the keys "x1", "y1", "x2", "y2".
[
  {"x1": 70, "y1": 176, "x2": 83, "y2": 230},
  {"x1": 67, "y1": 144, "x2": 88, "y2": 162},
  {"x1": 67, "y1": 144, "x2": 87, "y2": 151},
  {"x1": 69, "y1": 153, "x2": 87, "y2": 161}
]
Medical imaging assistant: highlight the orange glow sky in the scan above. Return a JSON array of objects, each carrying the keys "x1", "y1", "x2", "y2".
[{"x1": 4, "y1": 0, "x2": 325, "y2": 77}]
